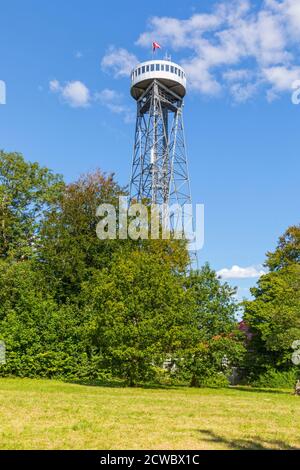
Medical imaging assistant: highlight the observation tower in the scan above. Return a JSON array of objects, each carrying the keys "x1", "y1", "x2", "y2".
[
  {"x1": 129, "y1": 58, "x2": 192, "y2": 207},
  {"x1": 129, "y1": 58, "x2": 194, "y2": 242}
]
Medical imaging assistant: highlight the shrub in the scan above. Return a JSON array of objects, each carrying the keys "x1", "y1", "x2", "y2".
[
  {"x1": 251, "y1": 368, "x2": 299, "y2": 389},
  {"x1": 195, "y1": 372, "x2": 229, "y2": 388},
  {"x1": 184, "y1": 335, "x2": 246, "y2": 387}
]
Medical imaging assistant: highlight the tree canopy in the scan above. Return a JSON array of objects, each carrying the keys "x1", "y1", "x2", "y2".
[
  {"x1": 244, "y1": 224, "x2": 300, "y2": 378},
  {"x1": 265, "y1": 225, "x2": 300, "y2": 271},
  {"x1": 82, "y1": 250, "x2": 199, "y2": 385},
  {"x1": 6, "y1": 151, "x2": 297, "y2": 387},
  {"x1": 0, "y1": 151, "x2": 63, "y2": 260}
]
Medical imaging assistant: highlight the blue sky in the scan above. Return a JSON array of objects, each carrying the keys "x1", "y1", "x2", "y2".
[{"x1": 1, "y1": 0, "x2": 299, "y2": 299}]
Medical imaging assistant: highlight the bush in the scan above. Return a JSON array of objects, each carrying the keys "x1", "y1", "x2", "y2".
[
  {"x1": 251, "y1": 368, "x2": 299, "y2": 389},
  {"x1": 0, "y1": 261, "x2": 107, "y2": 380},
  {"x1": 183, "y1": 336, "x2": 246, "y2": 388},
  {"x1": 196, "y1": 372, "x2": 229, "y2": 388}
]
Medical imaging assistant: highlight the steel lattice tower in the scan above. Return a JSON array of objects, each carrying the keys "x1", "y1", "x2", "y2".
[
  {"x1": 129, "y1": 59, "x2": 197, "y2": 263},
  {"x1": 130, "y1": 60, "x2": 192, "y2": 210}
]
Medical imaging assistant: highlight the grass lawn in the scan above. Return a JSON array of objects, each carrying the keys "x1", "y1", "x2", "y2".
[{"x1": 0, "y1": 378, "x2": 299, "y2": 450}]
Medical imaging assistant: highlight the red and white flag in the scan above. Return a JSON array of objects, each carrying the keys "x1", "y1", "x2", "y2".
[{"x1": 152, "y1": 41, "x2": 161, "y2": 52}]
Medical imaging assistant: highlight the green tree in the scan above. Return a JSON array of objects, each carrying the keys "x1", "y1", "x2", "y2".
[
  {"x1": 40, "y1": 170, "x2": 190, "y2": 300},
  {"x1": 244, "y1": 224, "x2": 300, "y2": 376},
  {"x1": 0, "y1": 154, "x2": 244, "y2": 385},
  {"x1": 0, "y1": 259, "x2": 97, "y2": 379},
  {"x1": 40, "y1": 170, "x2": 124, "y2": 300},
  {"x1": 82, "y1": 250, "x2": 199, "y2": 386},
  {"x1": 266, "y1": 225, "x2": 300, "y2": 271},
  {"x1": 186, "y1": 264, "x2": 239, "y2": 337},
  {"x1": 0, "y1": 151, "x2": 63, "y2": 260},
  {"x1": 182, "y1": 265, "x2": 244, "y2": 386},
  {"x1": 186, "y1": 335, "x2": 246, "y2": 387},
  {"x1": 244, "y1": 264, "x2": 300, "y2": 372}
]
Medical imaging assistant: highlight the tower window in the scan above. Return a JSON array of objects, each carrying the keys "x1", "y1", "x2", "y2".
[
  {"x1": 156, "y1": 64, "x2": 160, "y2": 71},
  {"x1": 142, "y1": 66, "x2": 145, "y2": 73},
  {"x1": 138, "y1": 68, "x2": 141, "y2": 75},
  {"x1": 161, "y1": 64, "x2": 164, "y2": 71},
  {"x1": 151, "y1": 64, "x2": 155, "y2": 71},
  {"x1": 166, "y1": 64, "x2": 170, "y2": 72},
  {"x1": 146, "y1": 65, "x2": 150, "y2": 72}
]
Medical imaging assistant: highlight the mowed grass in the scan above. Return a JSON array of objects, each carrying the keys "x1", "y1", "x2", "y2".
[{"x1": 0, "y1": 378, "x2": 299, "y2": 450}]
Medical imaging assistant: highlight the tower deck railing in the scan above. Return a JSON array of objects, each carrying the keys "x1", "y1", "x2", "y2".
[{"x1": 130, "y1": 60, "x2": 186, "y2": 99}]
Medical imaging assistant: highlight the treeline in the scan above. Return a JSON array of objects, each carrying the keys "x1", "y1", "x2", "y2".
[{"x1": 0, "y1": 151, "x2": 299, "y2": 387}]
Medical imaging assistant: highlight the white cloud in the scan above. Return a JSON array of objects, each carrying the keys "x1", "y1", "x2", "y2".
[
  {"x1": 101, "y1": 47, "x2": 138, "y2": 78},
  {"x1": 95, "y1": 88, "x2": 134, "y2": 123},
  {"x1": 182, "y1": 57, "x2": 222, "y2": 96},
  {"x1": 49, "y1": 81, "x2": 134, "y2": 122},
  {"x1": 95, "y1": 88, "x2": 122, "y2": 103},
  {"x1": 266, "y1": 0, "x2": 300, "y2": 39},
  {"x1": 262, "y1": 65, "x2": 300, "y2": 92},
  {"x1": 49, "y1": 79, "x2": 60, "y2": 92},
  {"x1": 223, "y1": 69, "x2": 253, "y2": 82},
  {"x1": 229, "y1": 81, "x2": 260, "y2": 102},
  {"x1": 132, "y1": 0, "x2": 300, "y2": 101},
  {"x1": 217, "y1": 265, "x2": 267, "y2": 279},
  {"x1": 49, "y1": 80, "x2": 91, "y2": 108}
]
